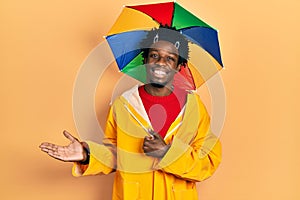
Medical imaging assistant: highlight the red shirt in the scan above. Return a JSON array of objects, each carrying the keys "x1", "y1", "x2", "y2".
[{"x1": 138, "y1": 85, "x2": 187, "y2": 138}]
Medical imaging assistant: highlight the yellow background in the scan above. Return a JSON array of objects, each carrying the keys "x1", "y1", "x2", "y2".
[{"x1": 1, "y1": 0, "x2": 299, "y2": 199}]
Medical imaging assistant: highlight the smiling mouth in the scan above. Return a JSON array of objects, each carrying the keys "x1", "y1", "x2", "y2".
[{"x1": 150, "y1": 66, "x2": 170, "y2": 78}]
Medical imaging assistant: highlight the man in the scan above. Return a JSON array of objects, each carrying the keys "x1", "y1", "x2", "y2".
[{"x1": 40, "y1": 27, "x2": 222, "y2": 200}]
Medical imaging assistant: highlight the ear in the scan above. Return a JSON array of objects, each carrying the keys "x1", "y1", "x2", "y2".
[{"x1": 176, "y1": 63, "x2": 182, "y2": 72}]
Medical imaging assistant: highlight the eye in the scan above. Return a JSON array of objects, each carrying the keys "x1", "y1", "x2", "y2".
[
  {"x1": 149, "y1": 53, "x2": 158, "y2": 59},
  {"x1": 167, "y1": 56, "x2": 175, "y2": 62}
]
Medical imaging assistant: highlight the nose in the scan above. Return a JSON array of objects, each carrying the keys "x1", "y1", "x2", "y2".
[{"x1": 155, "y1": 56, "x2": 167, "y2": 66}]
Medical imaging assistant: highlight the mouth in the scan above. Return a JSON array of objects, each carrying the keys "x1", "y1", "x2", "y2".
[{"x1": 150, "y1": 66, "x2": 170, "y2": 78}]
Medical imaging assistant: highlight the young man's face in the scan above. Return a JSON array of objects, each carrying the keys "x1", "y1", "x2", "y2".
[{"x1": 145, "y1": 40, "x2": 181, "y2": 87}]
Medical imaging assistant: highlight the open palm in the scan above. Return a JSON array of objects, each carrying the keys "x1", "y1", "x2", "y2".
[{"x1": 39, "y1": 130, "x2": 86, "y2": 162}]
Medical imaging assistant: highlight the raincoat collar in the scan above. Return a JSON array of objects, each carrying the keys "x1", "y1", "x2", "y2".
[
  {"x1": 121, "y1": 84, "x2": 192, "y2": 139},
  {"x1": 121, "y1": 84, "x2": 151, "y2": 125}
]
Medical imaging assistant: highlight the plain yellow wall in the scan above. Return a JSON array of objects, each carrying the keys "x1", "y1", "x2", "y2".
[{"x1": 1, "y1": 0, "x2": 300, "y2": 199}]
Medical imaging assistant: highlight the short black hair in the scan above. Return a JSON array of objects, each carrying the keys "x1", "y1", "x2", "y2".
[{"x1": 139, "y1": 26, "x2": 189, "y2": 65}]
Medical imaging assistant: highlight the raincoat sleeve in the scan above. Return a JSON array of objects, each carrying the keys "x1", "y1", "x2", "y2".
[
  {"x1": 72, "y1": 105, "x2": 117, "y2": 176},
  {"x1": 156, "y1": 95, "x2": 222, "y2": 182}
]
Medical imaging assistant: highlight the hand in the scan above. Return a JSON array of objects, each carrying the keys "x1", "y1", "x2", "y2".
[
  {"x1": 143, "y1": 130, "x2": 170, "y2": 158},
  {"x1": 39, "y1": 130, "x2": 87, "y2": 162}
]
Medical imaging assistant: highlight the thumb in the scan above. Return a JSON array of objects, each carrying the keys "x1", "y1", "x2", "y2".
[
  {"x1": 152, "y1": 132, "x2": 164, "y2": 141},
  {"x1": 63, "y1": 130, "x2": 78, "y2": 142},
  {"x1": 148, "y1": 129, "x2": 161, "y2": 138}
]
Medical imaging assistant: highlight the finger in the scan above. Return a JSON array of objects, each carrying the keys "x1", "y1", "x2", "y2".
[
  {"x1": 143, "y1": 139, "x2": 148, "y2": 147},
  {"x1": 40, "y1": 142, "x2": 53, "y2": 147},
  {"x1": 143, "y1": 139, "x2": 152, "y2": 148},
  {"x1": 152, "y1": 133, "x2": 167, "y2": 145},
  {"x1": 39, "y1": 142, "x2": 56, "y2": 147},
  {"x1": 40, "y1": 147, "x2": 50, "y2": 153},
  {"x1": 39, "y1": 142, "x2": 59, "y2": 150},
  {"x1": 152, "y1": 132, "x2": 163, "y2": 140},
  {"x1": 143, "y1": 145, "x2": 151, "y2": 153},
  {"x1": 40, "y1": 146, "x2": 58, "y2": 156},
  {"x1": 147, "y1": 129, "x2": 159, "y2": 139},
  {"x1": 40, "y1": 146, "x2": 55, "y2": 153},
  {"x1": 63, "y1": 130, "x2": 78, "y2": 142},
  {"x1": 145, "y1": 135, "x2": 154, "y2": 141},
  {"x1": 39, "y1": 142, "x2": 50, "y2": 148},
  {"x1": 148, "y1": 129, "x2": 155, "y2": 135},
  {"x1": 143, "y1": 139, "x2": 153, "y2": 147},
  {"x1": 40, "y1": 146, "x2": 69, "y2": 161}
]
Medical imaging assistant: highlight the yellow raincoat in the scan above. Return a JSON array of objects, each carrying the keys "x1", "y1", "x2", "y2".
[{"x1": 73, "y1": 85, "x2": 222, "y2": 200}]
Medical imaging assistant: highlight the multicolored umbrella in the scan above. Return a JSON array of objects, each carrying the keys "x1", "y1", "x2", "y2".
[{"x1": 106, "y1": 1, "x2": 223, "y2": 89}]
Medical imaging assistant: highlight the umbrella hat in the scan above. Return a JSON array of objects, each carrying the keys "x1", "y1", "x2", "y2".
[{"x1": 106, "y1": 1, "x2": 223, "y2": 89}]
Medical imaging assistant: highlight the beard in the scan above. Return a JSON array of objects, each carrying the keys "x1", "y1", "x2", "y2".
[{"x1": 150, "y1": 82, "x2": 165, "y2": 88}]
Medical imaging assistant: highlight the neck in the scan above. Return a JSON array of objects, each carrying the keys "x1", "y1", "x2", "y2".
[{"x1": 144, "y1": 84, "x2": 173, "y2": 96}]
